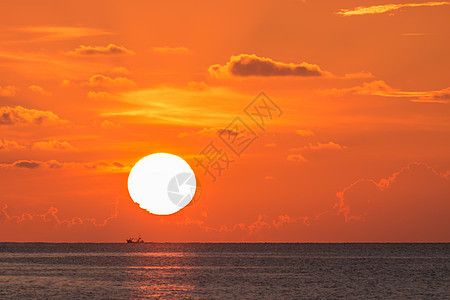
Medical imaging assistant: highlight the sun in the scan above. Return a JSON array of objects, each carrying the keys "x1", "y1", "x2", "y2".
[{"x1": 127, "y1": 153, "x2": 197, "y2": 215}]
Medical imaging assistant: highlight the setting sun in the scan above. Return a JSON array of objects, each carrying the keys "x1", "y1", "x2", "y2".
[{"x1": 128, "y1": 153, "x2": 197, "y2": 215}]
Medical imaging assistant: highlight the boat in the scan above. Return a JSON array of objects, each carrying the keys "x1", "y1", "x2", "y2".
[{"x1": 126, "y1": 236, "x2": 144, "y2": 243}]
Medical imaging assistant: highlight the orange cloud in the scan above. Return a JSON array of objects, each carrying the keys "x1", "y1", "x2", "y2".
[
  {"x1": 326, "y1": 80, "x2": 450, "y2": 103},
  {"x1": 87, "y1": 91, "x2": 118, "y2": 100},
  {"x1": 335, "y1": 163, "x2": 450, "y2": 240},
  {"x1": 0, "y1": 106, "x2": 66, "y2": 125},
  {"x1": 0, "y1": 85, "x2": 16, "y2": 97},
  {"x1": 209, "y1": 54, "x2": 328, "y2": 78},
  {"x1": 0, "y1": 139, "x2": 24, "y2": 151},
  {"x1": 102, "y1": 86, "x2": 247, "y2": 126},
  {"x1": 287, "y1": 154, "x2": 308, "y2": 162},
  {"x1": 152, "y1": 46, "x2": 189, "y2": 54},
  {"x1": 415, "y1": 87, "x2": 450, "y2": 102},
  {"x1": 1, "y1": 199, "x2": 118, "y2": 227},
  {"x1": 338, "y1": 1, "x2": 450, "y2": 16},
  {"x1": 28, "y1": 85, "x2": 51, "y2": 96},
  {"x1": 295, "y1": 129, "x2": 314, "y2": 136},
  {"x1": 32, "y1": 140, "x2": 75, "y2": 151},
  {"x1": 304, "y1": 141, "x2": 347, "y2": 150},
  {"x1": 100, "y1": 120, "x2": 122, "y2": 129},
  {"x1": 68, "y1": 44, "x2": 134, "y2": 55},
  {"x1": 178, "y1": 127, "x2": 239, "y2": 138},
  {"x1": 85, "y1": 75, "x2": 136, "y2": 89},
  {"x1": 15, "y1": 26, "x2": 110, "y2": 42},
  {"x1": 109, "y1": 67, "x2": 131, "y2": 76},
  {"x1": 291, "y1": 141, "x2": 347, "y2": 152},
  {"x1": 342, "y1": 71, "x2": 374, "y2": 79}
]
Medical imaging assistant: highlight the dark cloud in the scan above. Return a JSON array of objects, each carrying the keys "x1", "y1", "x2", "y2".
[
  {"x1": 209, "y1": 54, "x2": 327, "y2": 77},
  {"x1": 112, "y1": 162, "x2": 124, "y2": 168},
  {"x1": 217, "y1": 129, "x2": 239, "y2": 136},
  {"x1": 14, "y1": 161, "x2": 41, "y2": 169}
]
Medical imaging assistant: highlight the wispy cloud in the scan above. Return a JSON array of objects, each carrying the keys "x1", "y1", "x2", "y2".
[
  {"x1": 338, "y1": 1, "x2": 450, "y2": 16},
  {"x1": 2, "y1": 26, "x2": 111, "y2": 43},
  {"x1": 0, "y1": 159, "x2": 129, "y2": 173},
  {"x1": 401, "y1": 33, "x2": 429, "y2": 36},
  {"x1": 325, "y1": 80, "x2": 450, "y2": 103},
  {"x1": 101, "y1": 85, "x2": 250, "y2": 126},
  {"x1": 67, "y1": 44, "x2": 134, "y2": 56}
]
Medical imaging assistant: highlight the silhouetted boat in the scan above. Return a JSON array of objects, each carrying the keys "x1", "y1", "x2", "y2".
[{"x1": 126, "y1": 236, "x2": 144, "y2": 243}]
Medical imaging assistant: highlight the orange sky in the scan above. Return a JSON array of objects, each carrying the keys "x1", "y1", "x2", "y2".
[{"x1": 0, "y1": 0, "x2": 449, "y2": 242}]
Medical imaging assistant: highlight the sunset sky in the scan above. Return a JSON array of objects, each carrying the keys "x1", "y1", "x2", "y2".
[{"x1": 1, "y1": 0, "x2": 449, "y2": 242}]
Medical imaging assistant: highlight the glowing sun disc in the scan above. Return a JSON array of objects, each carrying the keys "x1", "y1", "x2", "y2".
[{"x1": 127, "y1": 153, "x2": 196, "y2": 215}]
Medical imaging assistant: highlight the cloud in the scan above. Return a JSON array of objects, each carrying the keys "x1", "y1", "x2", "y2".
[
  {"x1": 0, "y1": 159, "x2": 129, "y2": 172},
  {"x1": 178, "y1": 127, "x2": 239, "y2": 138},
  {"x1": 288, "y1": 142, "x2": 347, "y2": 162},
  {"x1": 100, "y1": 120, "x2": 122, "y2": 129},
  {"x1": 287, "y1": 154, "x2": 308, "y2": 162},
  {"x1": 103, "y1": 86, "x2": 248, "y2": 126},
  {"x1": 291, "y1": 141, "x2": 347, "y2": 152},
  {"x1": 68, "y1": 44, "x2": 134, "y2": 56},
  {"x1": 0, "y1": 199, "x2": 118, "y2": 228},
  {"x1": 187, "y1": 81, "x2": 209, "y2": 91},
  {"x1": 13, "y1": 161, "x2": 41, "y2": 169},
  {"x1": 109, "y1": 67, "x2": 131, "y2": 76},
  {"x1": 295, "y1": 129, "x2": 314, "y2": 136},
  {"x1": 325, "y1": 80, "x2": 450, "y2": 103},
  {"x1": 337, "y1": 1, "x2": 450, "y2": 16},
  {"x1": 401, "y1": 33, "x2": 429, "y2": 36},
  {"x1": 217, "y1": 129, "x2": 239, "y2": 136},
  {"x1": 0, "y1": 139, "x2": 24, "y2": 151},
  {"x1": 0, "y1": 106, "x2": 67, "y2": 125},
  {"x1": 304, "y1": 141, "x2": 347, "y2": 150},
  {"x1": 0, "y1": 86, "x2": 16, "y2": 97},
  {"x1": 32, "y1": 140, "x2": 75, "y2": 151},
  {"x1": 152, "y1": 46, "x2": 189, "y2": 54},
  {"x1": 87, "y1": 91, "x2": 118, "y2": 100},
  {"x1": 209, "y1": 54, "x2": 328, "y2": 78},
  {"x1": 60, "y1": 80, "x2": 71, "y2": 87},
  {"x1": 342, "y1": 71, "x2": 374, "y2": 79},
  {"x1": 85, "y1": 75, "x2": 136, "y2": 89},
  {"x1": 416, "y1": 87, "x2": 450, "y2": 102},
  {"x1": 28, "y1": 85, "x2": 51, "y2": 96},
  {"x1": 335, "y1": 163, "x2": 450, "y2": 240},
  {"x1": 14, "y1": 26, "x2": 110, "y2": 42}
]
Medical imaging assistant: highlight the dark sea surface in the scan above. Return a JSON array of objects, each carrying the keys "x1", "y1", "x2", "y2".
[{"x1": 0, "y1": 243, "x2": 448, "y2": 299}]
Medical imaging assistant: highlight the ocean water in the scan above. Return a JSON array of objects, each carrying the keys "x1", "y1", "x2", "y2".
[{"x1": 0, "y1": 243, "x2": 448, "y2": 299}]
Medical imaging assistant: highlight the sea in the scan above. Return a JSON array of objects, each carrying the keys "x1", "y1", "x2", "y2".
[{"x1": 0, "y1": 243, "x2": 448, "y2": 299}]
